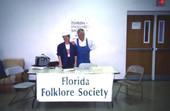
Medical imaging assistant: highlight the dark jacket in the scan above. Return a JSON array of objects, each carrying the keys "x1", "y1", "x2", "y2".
[{"x1": 57, "y1": 42, "x2": 77, "y2": 68}]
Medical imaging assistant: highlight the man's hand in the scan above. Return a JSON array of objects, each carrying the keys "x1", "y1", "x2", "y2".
[{"x1": 71, "y1": 41, "x2": 76, "y2": 45}]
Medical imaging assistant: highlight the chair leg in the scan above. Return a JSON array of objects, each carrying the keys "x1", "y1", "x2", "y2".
[
  {"x1": 130, "y1": 95, "x2": 135, "y2": 105},
  {"x1": 126, "y1": 86, "x2": 128, "y2": 95},
  {"x1": 30, "y1": 87, "x2": 36, "y2": 99},
  {"x1": 9, "y1": 87, "x2": 35, "y2": 105},
  {"x1": 141, "y1": 86, "x2": 143, "y2": 101},
  {"x1": 23, "y1": 88, "x2": 32, "y2": 100},
  {"x1": 9, "y1": 91, "x2": 20, "y2": 105},
  {"x1": 115, "y1": 84, "x2": 122, "y2": 100},
  {"x1": 129, "y1": 86, "x2": 140, "y2": 104},
  {"x1": 23, "y1": 87, "x2": 35, "y2": 101},
  {"x1": 129, "y1": 93, "x2": 136, "y2": 104},
  {"x1": 32, "y1": 86, "x2": 35, "y2": 94}
]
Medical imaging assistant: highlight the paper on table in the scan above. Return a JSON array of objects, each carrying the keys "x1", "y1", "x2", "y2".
[
  {"x1": 60, "y1": 68, "x2": 75, "y2": 72},
  {"x1": 31, "y1": 66, "x2": 47, "y2": 70},
  {"x1": 91, "y1": 66, "x2": 114, "y2": 73}
]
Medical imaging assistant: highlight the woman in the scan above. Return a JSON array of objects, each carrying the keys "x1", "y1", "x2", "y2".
[
  {"x1": 57, "y1": 32, "x2": 77, "y2": 68},
  {"x1": 75, "y1": 29, "x2": 95, "y2": 66}
]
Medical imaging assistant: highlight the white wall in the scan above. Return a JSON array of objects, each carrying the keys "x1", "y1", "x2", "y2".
[{"x1": 0, "y1": 0, "x2": 170, "y2": 79}]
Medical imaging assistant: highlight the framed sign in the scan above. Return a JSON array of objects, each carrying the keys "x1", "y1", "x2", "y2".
[{"x1": 37, "y1": 73, "x2": 114, "y2": 102}]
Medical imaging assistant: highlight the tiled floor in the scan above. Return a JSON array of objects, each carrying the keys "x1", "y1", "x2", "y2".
[{"x1": 0, "y1": 81, "x2": 170, "y2": 111}]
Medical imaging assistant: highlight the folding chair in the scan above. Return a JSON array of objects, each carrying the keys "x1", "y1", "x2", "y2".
[
  {"x1": 115, "y1": 65, "x2": 144, "y2": 104},
  {"x1": 5, "y1": 66, "x2": 35, "y2": 105},
  {"x1": 79, "y1": 63, "x2": 97, "y2": 68}
]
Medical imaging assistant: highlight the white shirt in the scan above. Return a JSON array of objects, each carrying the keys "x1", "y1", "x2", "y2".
[
  {"x1": 74, "y1": 37, "x2": 96, "y2": 51},
  {"x1": 65, "y1": 44, "x2": 70, "y2": 57}
]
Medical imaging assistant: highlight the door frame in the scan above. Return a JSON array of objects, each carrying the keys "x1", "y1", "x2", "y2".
[{"x1": 127, "y1": 11, "x2": 170, "y2": 80}]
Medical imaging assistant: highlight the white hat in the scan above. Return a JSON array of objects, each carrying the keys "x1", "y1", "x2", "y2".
[{"x1": 62, "y1": 32, "x2": 70, "y2": 37}]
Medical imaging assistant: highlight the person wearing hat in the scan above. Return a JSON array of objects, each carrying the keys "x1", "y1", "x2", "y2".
[
  {"x1": 57, "y1": 32, "x2": 77, "y2": 68},
  {"x1": 72, "y1": 28, "x2": 95, "y2": 67}
]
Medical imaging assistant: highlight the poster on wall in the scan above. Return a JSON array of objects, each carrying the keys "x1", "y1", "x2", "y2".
[
  {"x1": 71, "y1": 19, "x2": 89, "y2": 41},
  {"x1": 132, "y1": 22, "x2": 141, "y2": 29}
]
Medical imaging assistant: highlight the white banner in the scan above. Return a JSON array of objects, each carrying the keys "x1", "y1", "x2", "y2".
[{"x1": 37, "y1": 73, "x2": 114, "y2": 102}]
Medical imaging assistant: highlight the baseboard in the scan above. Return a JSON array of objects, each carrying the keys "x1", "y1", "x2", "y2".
[
  {"x1": 155, "y1": 75, "x2": 170, "y2": 80},
  {"x1": 126, "y1": 75, "x2": 170, "y2": 80}
]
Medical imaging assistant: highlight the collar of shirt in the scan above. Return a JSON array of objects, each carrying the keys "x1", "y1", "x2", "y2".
[{"x1": 65, "y1": 43, "x2": 70, "y2": 50}]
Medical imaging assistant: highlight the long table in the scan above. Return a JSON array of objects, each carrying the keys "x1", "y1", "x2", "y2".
[
  {"x1": 28, "y1": 66, "x2": 119, "y2": 108},
  {"x1": 29, "y1": 66, "x2": 120, "y2": 74}
]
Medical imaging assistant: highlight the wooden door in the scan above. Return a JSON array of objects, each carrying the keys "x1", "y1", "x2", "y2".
[
  {"x1": 155, "y1": 15, "x2": 170, "y2": 79},
  {"x1": 126, "y1": 15, "x2": 154, "y2": 79}
]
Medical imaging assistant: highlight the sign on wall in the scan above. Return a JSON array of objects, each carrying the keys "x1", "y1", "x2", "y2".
[
  {"x1": 70, "y1": 19, "x2": 89, "y2": 41},
  {"x1": 37, "y1": 73, "x2": 114, "y2": 102},
  {"x1": 132, "y1": 22, "x2": 141, "y2": 29}
]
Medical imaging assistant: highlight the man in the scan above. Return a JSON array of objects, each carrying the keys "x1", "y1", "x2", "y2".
[
  {"x1": 73, "y1": 29, "x2": 95, "y2": 67},
  {"x1": 57, "y1": 32, "x2": 77, "y2": 68}
]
